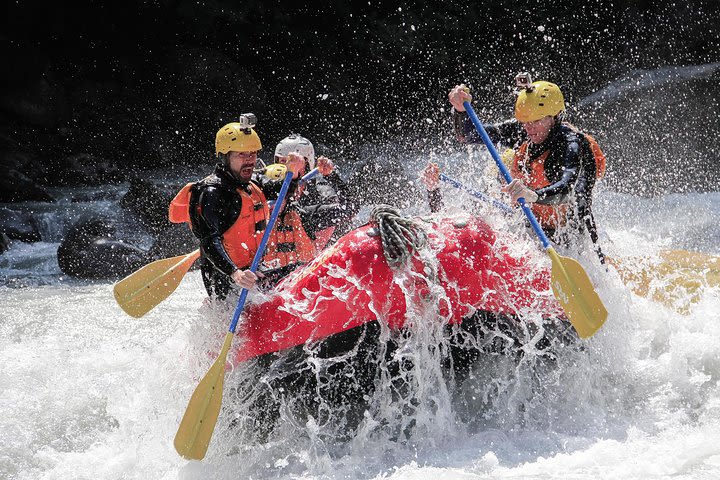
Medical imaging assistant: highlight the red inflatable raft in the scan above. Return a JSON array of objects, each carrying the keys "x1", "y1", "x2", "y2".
[{"x1": 233, "y1": 215, "x2": 566, "y2": 365}]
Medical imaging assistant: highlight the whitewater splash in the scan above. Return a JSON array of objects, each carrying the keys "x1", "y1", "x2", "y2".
[{"x1": 2, "y1": 181, "x2": 720, "y2": 479}]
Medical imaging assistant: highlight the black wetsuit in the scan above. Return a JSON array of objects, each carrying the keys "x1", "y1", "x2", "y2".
[
  {"x1": 450, "y1": 109, "x2": 602, "y2": 252},
  {"x1": 188, "y1": 165, "x2": 267, "y2": 300},
  {"x1": 188, "y1": 164, "x2": 358, "y2": 299},
  {"x1": 255, "y1": 168, "x2": 359, "y2": 286}
]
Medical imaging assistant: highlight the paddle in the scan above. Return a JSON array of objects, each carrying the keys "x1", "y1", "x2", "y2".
[
  {"x1": 113, "y1": 167, "x2": 320, "y2": 318},
  {"x1": 174, "y1": 170, "x2": 294, "y2": 461},
  {"x1": 267, "y1": 167, "x2": 319, "y2": 209},
  {"x1": 114, "y1": 249, "x2": 201, "y2": 318},
  {"x1": 439, "y1": 173, "x2": 514, "y2": 213},
  {"x1": 462, "y1": 100, "x2": 607, "y2": 338},
  {"x1": 440, "y1": 164, "x2": 720, "y2": 313},
  {"x1": 608, "y1": 248, "x2": 720, "y2": 313}
]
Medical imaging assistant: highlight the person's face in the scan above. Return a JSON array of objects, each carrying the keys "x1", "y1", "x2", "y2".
[
  {"x1": 522, "y1": 116, "x2": 555, "y2": 144},
  {"x1": 227, "y1": 151, "x2": 257, "y2": 181}
]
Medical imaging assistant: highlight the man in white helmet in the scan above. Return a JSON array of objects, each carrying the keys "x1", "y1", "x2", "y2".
[{"x1": 254, "y1": 134, "x2": 358, "y2": 286}]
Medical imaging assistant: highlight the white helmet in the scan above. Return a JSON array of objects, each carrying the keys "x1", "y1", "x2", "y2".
[{"x1": 274, "y1": 134, "x2": 316, "y2": 169}]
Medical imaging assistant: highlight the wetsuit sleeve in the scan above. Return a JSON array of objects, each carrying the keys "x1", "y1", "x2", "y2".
[
  {"x1": 296, "y1": 172, "x2": 359, "y2": 237},
  {"x1": 575, "y1": 173, "x2": 599, "y2": 241},
  {"x1": 452, "y1": 109, "x2": 523, "y2": 146},
  {"x1": 534, "y1": 133, "x2": 581, "y2": 205},
  {"x1": 194, "y1": 186, "x2": 239, "y2": 276}
]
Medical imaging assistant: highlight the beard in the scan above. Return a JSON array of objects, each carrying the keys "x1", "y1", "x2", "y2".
[{"x1": 231, "y1": 161, "x2": 255, "y2": 182}]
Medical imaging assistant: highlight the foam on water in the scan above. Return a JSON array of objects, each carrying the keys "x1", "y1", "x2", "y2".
[{"x1": 2, "y1": 182, "x2": 719, "y2": 479}]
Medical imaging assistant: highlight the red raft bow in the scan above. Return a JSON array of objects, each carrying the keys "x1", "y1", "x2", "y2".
[{"x1": 232, "y1": 210, "x2": 565, "y2": 366}]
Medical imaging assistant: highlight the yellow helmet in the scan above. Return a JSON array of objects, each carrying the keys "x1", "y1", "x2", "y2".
[
  {"x1": 514, "y1": 81, "x2": 565, "y2": 123},
  {"x1": 215, "y1": 123, "x2": 262, "y2": 155}
]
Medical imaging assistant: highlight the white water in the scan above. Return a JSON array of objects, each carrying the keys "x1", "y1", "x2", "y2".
[
  {"x1": 2, "y1": 179, "x2": 720, "y2": 479},
  {"x1": 3, "y1": 52, "x2": 719, "y2": 476}
]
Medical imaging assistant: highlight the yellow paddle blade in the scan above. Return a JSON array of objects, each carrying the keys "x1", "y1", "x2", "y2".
[
  {"x1": 113, "y1": 249, "x2": 201, "y2": 318},
  {"x1": 609, "y1": 249, "x2": 720, "y2": 314},
  {"x1": 174, "y1": 333, "x2": 233, "y2": 460},
  {"x1": 547, "y1": 248, "x2": 608, "y2": 339},
  {"x1": 654, "y1": 250, "x2": 720, "y2": 289}
]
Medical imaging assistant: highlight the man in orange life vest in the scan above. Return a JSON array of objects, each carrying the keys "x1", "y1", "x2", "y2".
[
  {"x1": 169, "y1": 116, "x2": 304, "y2": 300},
  {"x1": 255, "y1": 134, "x2": 358, "y2": 287},
  {"x1": 424, "y1": 74, "x2": 606, "y2": 257}
]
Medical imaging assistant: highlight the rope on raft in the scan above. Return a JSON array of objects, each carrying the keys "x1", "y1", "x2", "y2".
[{"x1": 370, "y1": 205, "x2": 428, "y2": 268}]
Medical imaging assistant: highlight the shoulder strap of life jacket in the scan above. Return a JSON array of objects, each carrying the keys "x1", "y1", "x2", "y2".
[{"x1": 562, "y1": 122, "x2": 606, "y2": 179}]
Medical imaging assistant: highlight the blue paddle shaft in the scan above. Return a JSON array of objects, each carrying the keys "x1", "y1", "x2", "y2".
[
  {"x1": 229, "y1": 171, "x2": 294, "y2": 333},
  {"x1": 462, "y1": 101, "x2": 551, "y2": 249},
  {"x1": 299, "y1": 168, "x2": 320, "y2": 185},
  {"x1": 267, "y1": 168, "x2": 319, "y2": 209},
  {"x1": 438, "y1": 173, "x2": 513, "y2": 214}
]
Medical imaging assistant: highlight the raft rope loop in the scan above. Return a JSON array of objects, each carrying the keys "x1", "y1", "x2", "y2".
[{"x1": 370, "y1": 205, "x2": 428, "y2": 269}]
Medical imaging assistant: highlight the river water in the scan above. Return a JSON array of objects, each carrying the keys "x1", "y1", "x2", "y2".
[{"x1": 1, "y1": 171, "x2": 719, "y2": 479}]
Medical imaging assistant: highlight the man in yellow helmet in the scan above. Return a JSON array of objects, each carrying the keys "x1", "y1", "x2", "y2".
[
  {"x1": 169, "y1": 114, "x2": 302, "y2": 300},
  {"x1": 425, "y1": 74, "x2": 606, "y2": 257}
]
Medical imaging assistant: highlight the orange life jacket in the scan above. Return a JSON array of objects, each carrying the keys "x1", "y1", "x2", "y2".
[
  {"x1": 286, "y1": 183, "x2": 336, "y2": 252},
  {"x1": 565, "y1": 124, "x2": 607, "y2": 179},
  {"x1": 510, "y1": 128, "x2": 606, "y2": 230},
  {"x1": 169, "y1": 181, "x2": 269, "y2": 269},
  {"x1": 262, "y1": 209, "x2": 317, "y2": 271}
]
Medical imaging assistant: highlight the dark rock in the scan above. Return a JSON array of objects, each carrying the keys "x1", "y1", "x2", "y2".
[
  {"x1": 59, "y1": 153, "x2": 125, "y2": 186},
  {"x1": 0, "y1": 150, "x2": 42, "y2": 175},
  {"x1": 0, "y1": 232, "x2": 10, "y2": 254},
  {"x1": 57, "y1": 217, "x2": 149, "y2": 279},
  {"x1": 0, "y1": 207, "x2": 42, "y2": 242},
  {"x1": 70, "y1": 190, "x2": 122, "y2": 203},
  {"x1": 0, "y1": 169, "x2": 55, "y2": 203},
  {"x1": 147, "y1": 223, "x2": 199, "y2": 260},
  {"x1": 120, "y1": 177, "x2": 175, "y2": 236}
]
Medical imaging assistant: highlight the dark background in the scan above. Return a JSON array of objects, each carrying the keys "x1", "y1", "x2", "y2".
[{"x1": 3, "y1": 0, "x2": 720, "y2": 202}]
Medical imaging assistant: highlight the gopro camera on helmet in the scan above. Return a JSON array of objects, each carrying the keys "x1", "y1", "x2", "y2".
[
  {"x1": 515, "y1": 72, "x2": 534, "y2": 91},
  {"x1": 238, "y1": 113, "x2": 257, "y2": 131}
]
